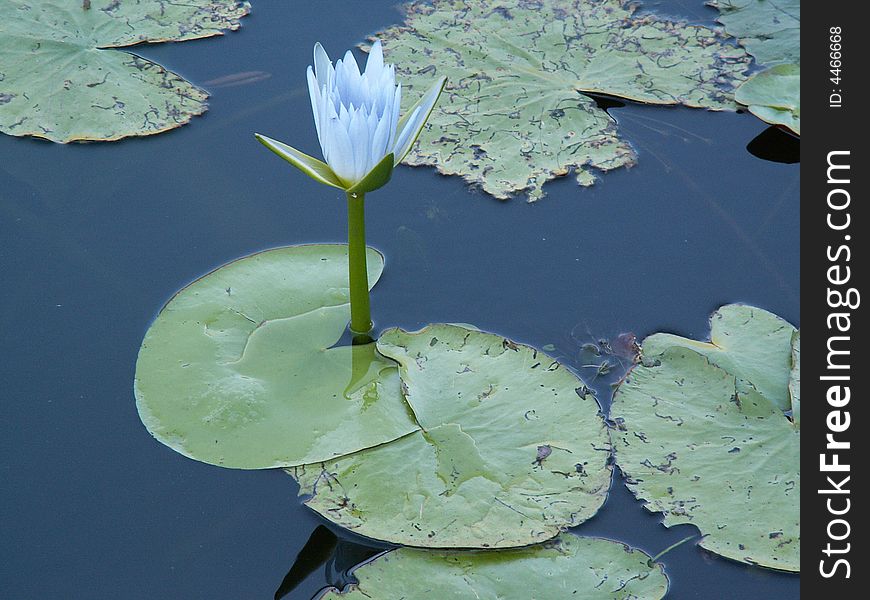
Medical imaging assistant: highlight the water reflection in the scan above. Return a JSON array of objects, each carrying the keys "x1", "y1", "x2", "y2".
[
  {"x1": 585, "y1": 92, "x2": 628, "y2": 114},
  {"x1": 275, "y1": 526, "x2": 384, "y2": 600},
  {"x1": 746, "y1": 126, "x2": 800, "y2": 164}
]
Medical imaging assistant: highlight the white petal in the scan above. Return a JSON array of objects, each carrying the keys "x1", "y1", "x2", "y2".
[
  {"x1": 371, "y1": 109, "x2": 391, "y2": 164},
  {"x1": 325, "y1": 113, "x2": 355, "y2": 183},
  {"x1": 313, "y1": 42, "x2": 333, "y2": 84},
  {"x1": 365, "y1": 40, "x2": 384, "y2": 80},
  {"x1": 343, "y1": 49, "x2": 361, "y2": 79},
  {"x1": 365, "y1": 107, "x2": 379, "y2": 161},
  {"x1": 349, "y1": 108, "x2": 370, "y2": 182},
  {"x1": 321, "y1": 101, "x2": 340, "y2": 161},
  {"x1": 307, "y1": 66, "x2": 323, "y2": 145}
]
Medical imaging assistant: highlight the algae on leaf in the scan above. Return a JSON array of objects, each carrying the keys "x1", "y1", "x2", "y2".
[
  {"x1": 319, "y1": 535, "x2": 668, "y2": 599},
  {"x1": 710, "y1": 0, "x2": 801, "y2": 135},
  {"x1": 291, "y1": 324, "x2": 612, "y2": 548},
  {"x1": 641, "y1": 304, "x2": 796, "y2": 411},
  {"x1": 135, "y1": 245, "x2": 420, "y2": 470},
  {"x1": 370, "y1": 0, "x2": 750, "y2": 200},
  {"x1": 612, "y1": 304, "x2": 799, "y2": 571},
  {"x1": 0, "y1": 0, "x2": 250, "y2": 143},
  {"x1": 711, "y1": 0, "x2": 800, "y2": 66}
]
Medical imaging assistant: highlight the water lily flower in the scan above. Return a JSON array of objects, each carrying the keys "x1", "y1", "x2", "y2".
[
  {"x1": 256, "y1": 40, "x2": 445, "y2": 194},
  {"x1": 254, "y1": 40, "x2": 445, "y2": 335}
]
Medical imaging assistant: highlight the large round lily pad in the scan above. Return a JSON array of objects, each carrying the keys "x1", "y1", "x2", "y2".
[
  {"x1": 611, "y1": 305, "x2": 799, "y2": 571},
  {"x1": 135, "y1": 245, "x2": 419, "y2": 469},
  {"x1": 0, "y1": 0, "x2": 250, "y2": 143},
  {"x1": 370, "y1": 0, "x2": 750, "y2": 200},
  {"x1": 319, "y1": 535, "x2": 668, "y2": 599},
  {"x1": 290, "y1": 324, "x2": 612, "y2": 548}
]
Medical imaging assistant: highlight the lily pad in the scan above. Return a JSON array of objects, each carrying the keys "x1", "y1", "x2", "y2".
[
  {"x1": 319, "y1": 535, "x2": 668, "y2": 599},
  {"x1": 135, "y1": 245, "x2": 419, "y2": 469},
  {"x1": 735, "y1": 64, "x2": 800, "y2": 135},
  {"x1": 710, "y1": 0, "x2": 800, "y2": 66},
  {"x1": 710, "y1": 0, "x2": 800, "y2": 135},
  {"x1": 642, "y1": 304, "x2": 796, "y2": 410},
  {"x1": 0, "y1": 0, "x2": 250, "y2": 143},
  {"x1": 291, "y1": 324, "x2": 611, "y2": 548},
  {"x1": 611, "y1": 305, "x2": 799, "y2": 571},
  {"x1": 370, "y1": 0, "x2": 750, "y2": 200}
]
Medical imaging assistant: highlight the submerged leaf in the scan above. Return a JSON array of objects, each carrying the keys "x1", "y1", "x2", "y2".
[
  {"x1": 369, "y1": 0, "x2": 750, "y2": 200},
  {"x1": 612, "y1": 304, "x2": 799, "y2": 571},
  {"x1": 135, "y1": 245, "x2": 419, "y2": 469},
  {"x1": 0, "y1": 0, "x2": 250, "y2": 143},
  {"x1": 319, "y1": 535, "x2": 668, "y2": 599},
  {"x1": 291, "y1": 324, "x2": 612, "y2": 548}
]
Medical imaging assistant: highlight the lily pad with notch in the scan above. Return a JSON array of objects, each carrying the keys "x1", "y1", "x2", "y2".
[
  {"x1": 135, "y1": 244, "x2": 419, "y2": 469},
  {"x1": 290, "y1": 324, "x2": 612, "y2": 548},
  {"x1": 369, "y1": 0, "x2": 751, "y2": 200},
  {"x1": 611, "y1": 304, "x2": 799, "y2": 571},
  {"x1": 0, "y1": 0, "x2": 250, "y2": 143},
  {"x1": 710, "y1": 0, "x2": 801, "y2": 135}
]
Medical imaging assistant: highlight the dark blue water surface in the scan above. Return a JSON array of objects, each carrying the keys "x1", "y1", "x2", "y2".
[{"x1": 1, "y1": 1, "x2": 798, "y2": 598}]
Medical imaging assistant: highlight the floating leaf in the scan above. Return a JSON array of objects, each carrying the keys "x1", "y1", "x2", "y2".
[
  {"x1": 319, "y1": 535, "x2": 668, "y2": 599},
  {"x1": 611, "y1": 305, "x2": 799, "y2": 571},
  {"x1": 735, "y1": 63, "x2": 800, "y2": 135},
  {"x1": 710, "y1": 0, "x2": 801, "y2": 135},
  {"x1": 370, "y1": 0, "x2": 750, "y2": 200},
  {"x1": 135, "y1": 245, "x2": 419, "y2": 469},
  {"x1": 291, "y1": 324, "x2": 611, "y2": 548},
  {"x1": 0, "y1": 0, "x2": 250, "y2": 143},
  {"x1": 710, "y1": 0, "x2": 799, "y2": 66},
  {"x1": 642, "y1": 304, "x2": 796, "y2": 411}
]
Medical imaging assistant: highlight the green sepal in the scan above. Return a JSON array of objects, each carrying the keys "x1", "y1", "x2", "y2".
[
  {"x1": 394, "y1": 76, "x2": 447, "y2": 164},
  {"x1": 255, "y1": 133, "x2": 346, "y2": 190},
  {"x1": 347, "y1": 153, "x2": 395, "y2": 195}
]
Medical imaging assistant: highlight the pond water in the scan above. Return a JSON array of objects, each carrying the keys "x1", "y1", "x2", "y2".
[{"x1": 0, "y1": 0, "x2": 799, "y2": 598}]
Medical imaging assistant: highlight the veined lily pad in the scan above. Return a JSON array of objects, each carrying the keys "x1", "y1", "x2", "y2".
[
  {"x1": 135, "y1": 245, "x2": 419, "y2": 469},
  {"x1": 642, "y1": 304, "x2": 796, "y2": 410},
  {"x1": 319, "y1": 535, "x2": 668, "y2": 599},
  {"x1": 735, "y1": 64, "x2": 800, "y2": 135},
  {"x1": 0, "y1": 0, "x2": 250, "y2": 143},
  {"x1": 370, "y1": 0, "x2": 750, "y2": 200},
  {"x1": 612, "y1": 305, "x2": 799, "y2": 571},
  {"x1": 710, "y1": 0, "x2": 799, "y2": 66},
  {"x1": 710, "y1": 0, "x2": 800, "y2": 135},
  {"x1": 291, "y1": 324, "x2": 611, "y2": 548}
]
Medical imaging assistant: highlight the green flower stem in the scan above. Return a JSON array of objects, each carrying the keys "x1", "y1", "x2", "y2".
[{"x1": 347, "y1": 191, "x2": 372, "y2": 334}]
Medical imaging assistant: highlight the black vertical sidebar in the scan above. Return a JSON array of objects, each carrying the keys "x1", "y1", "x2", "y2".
[{"x1": 802, "y1": 2, "x2": 865, "y2": 594}]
